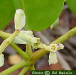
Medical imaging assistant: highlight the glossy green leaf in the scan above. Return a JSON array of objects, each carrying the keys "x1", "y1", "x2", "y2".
[
  {"x1": 0, "y1": 0, "x2": 15, "y2": 29},
  {"x1": 66, "y1": 0, "x2": 76, "y2": 15},
  {"x1": 0, "y1": 0, "x2": 64, "y2": 31},
  {"x1": 0, "y1": 0, "x2": 23, "y2": 29},
  {"x1": 25, "y1": 0, "x2": 64, "y2": 31}
]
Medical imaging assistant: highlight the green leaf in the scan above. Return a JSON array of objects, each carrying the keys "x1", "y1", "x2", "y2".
[
  {"x1": 25, "y1": 0, "x2": 64, "y2": 31},
  {"x1": 66, "y1": 0, "x2": 76, "y2": 15},
  {"x1": 0, "y1": 0, "x2": 15, "y2": 29},
  {"x1": 0, "y1": 0, "x2": 23, "y2": 29},
  {"x1": 0, "y1": 0, "x2": 64, "y2": 31}
]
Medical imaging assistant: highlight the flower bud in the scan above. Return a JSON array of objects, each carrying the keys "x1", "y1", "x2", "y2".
[
  {"x1": 0, "y1": 54, "x2": 4, "y2": 67},
  {"x1": 14, "y1": 9, "x2": 25, "y2": 30}
]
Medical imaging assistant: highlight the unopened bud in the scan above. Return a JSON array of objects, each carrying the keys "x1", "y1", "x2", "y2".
[{"x1": 14, "y1": 9, "x2": 25, "y2": 30}]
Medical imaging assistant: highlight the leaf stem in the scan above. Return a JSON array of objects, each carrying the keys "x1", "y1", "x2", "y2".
[
  {"x1": 26, "y1": 44, "x2": 35, "y2": 70},
  {"x1": 19, "y1": 67, "x2": 29, "y2": 75},
  {"x1": 10, "y1": 43, "x2": 29, "y2": 60},
  {"x1": 0, "y1": 27, "x2": 76, "y2": 74},
  {"x1": 0, "y1": 61, "x2": 30, "y2": 75},
  {"x1": 0, "y1": 30, "x2": 19, "y2": 54},
  {"x1": 0, "y1": 31, "x2": 29, "y2": 60},
  {"x1": 31, "y1": 27, "x2": 76, "y2": 63}
]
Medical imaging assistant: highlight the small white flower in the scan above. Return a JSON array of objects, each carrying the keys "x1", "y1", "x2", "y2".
[
  {"x1": 0, "y1": 54, "x2": 4, "y2": 67},
  {"x1": 14, "y1": 31, "x2": 40, "y2": 48},
  {"x1": 14, "y1": 31, "x2": 33, "y2": 44},
  {"x1": 49, "y1": 52, "x2": 58, "y2": 64},
  {"x1": 50, "y1": 43, "x2": 64, "y2": 52},
  {"x1": 48, "y1": 43, "x2": 64, "y2": 65},
  {"x1": 14, "y1": 9, "x2": 25, "y2": 30}
]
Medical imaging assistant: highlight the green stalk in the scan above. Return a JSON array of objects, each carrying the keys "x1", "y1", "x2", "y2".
[
  {"x1": 0, "y1": 61, "x2": 30, "y2": 75},
  {"x1": 0, "y1": 30, "x2": 19, "y2": 54},
  {"x1": 10, "y1": 43, "x2": 29, "y2": 60},
  {"x1": 52, "y1": 27, "x2": 76, "y2": 43},
  {"x1": 0, "y1": 27, "x2": 76, "y2": 74},
  {"x1": 0, "y1": 31, "x2": 29, "y2": 60},
  {"x1": 26, "y1": 44, "x2": 35, "y2": 70},
  {"x1": 0, "y1": 30, "x2": 11, "y2": 38},
  {"x1": 26, "y1": 44, "x2": 32, "y2": 57},
  {"x1": 19, "y1": 67, "x2": 29, "y2": 75},
  {"x1": 31, "y1": 27, "x2": 76, "y2": 63}
]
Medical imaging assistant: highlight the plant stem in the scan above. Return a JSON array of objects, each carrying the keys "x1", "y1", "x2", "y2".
[
  {"x1": 31, "y1": 27, "x2": 76, "y2": 64},
  {"x1": 0, "y1": 31, "x2": 29, "y2": 60},
  {"x1": 26, "y1": 44, "x2": 32, "y2": 57},
  {"x1": 19, "y1": 67, "x2": 29, "y2": 75},
  {"x1": 52, "y1": 28, "x2": 76, "y2": 43},
  {"x1": 0, "y1": 30, "x2": 19, "y2": 54},
  {"x1": 0, "y1": 61, "x2": 30, "y2": 75},
  {"x1": 0, "y1": 30, "x2": 11, "y2": 38},
  {"x1": 30, "y1": 65, "x2": 35, "y2": 70},
  {"x1": 0, "y1": 27, "x2": 76, "y2": 74},
  {"x1": 10, "y1": 43, "x2": 29, "y2": 60},
  {"x1": 26, "y1": 44, "x2": 35, "y2": 70}
]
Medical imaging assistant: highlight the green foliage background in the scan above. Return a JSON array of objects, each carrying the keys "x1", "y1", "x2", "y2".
[
  {"x1": 66, "y1": 0, "x2": 76, "y2": 15},
  {"x1": 0, "y1": 0, "x2": 64, "y2": 31}
]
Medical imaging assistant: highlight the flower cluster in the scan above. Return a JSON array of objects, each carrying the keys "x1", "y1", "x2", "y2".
[
  {"x1": 14, "y1": 9, "x2": 40, "y2": 48},
  {"x1": 0, "y1": 9, "x2": 40, "y2": 67},
  {"x1": 0, "y1": 9, "x2": 64, "y2": 67}
]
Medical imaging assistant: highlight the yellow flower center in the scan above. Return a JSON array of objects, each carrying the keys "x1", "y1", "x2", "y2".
[{"x1": 51, "y1": 45, "x2": 56, "y2": 51}]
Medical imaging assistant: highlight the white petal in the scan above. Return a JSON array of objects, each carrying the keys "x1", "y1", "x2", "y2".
[
  {"x1": 14, "y1": 36, "x2": 27, "y2": 44},
  {"x1": 57, "y1": 44, "x2": 64, "y2": 50},
  {"x1": 49, "y1": 52, "x2": 58, "y2": 65},
  {"x1": 20, "y1": 31, "x2": 33, "y2": 37},
  {"x1": 0, "y1": 54, "x2": 4, "y2": 67},
  {"x1": 14, "y1": 9, "x2": 25, "y2": 30},
  {"x1": 59, "y1": 44, "x2": 64, "y2": 49},
  {"x1": 14, "y1": 31, "x2": 40, "y2": 47}
]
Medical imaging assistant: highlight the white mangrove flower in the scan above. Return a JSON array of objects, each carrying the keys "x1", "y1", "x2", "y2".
[
  {"x1": 50, "y1": 43, "x2": 64, "y2": 52},
  {"x1": 49, "y1": 43, "x2": 64, "y2": 65},
  {"x1": 14, "y1": 9, "x2": 40, "y2": 49},
  {"x1": 14, "y1": 31, "x2": 40, "y2": 48},
  {"x1": 14, "y1": 9, "x2": 25, "y2": 30},
  {"x1": 0, "y1": 54, "x2": 4, "y2": 67}
]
